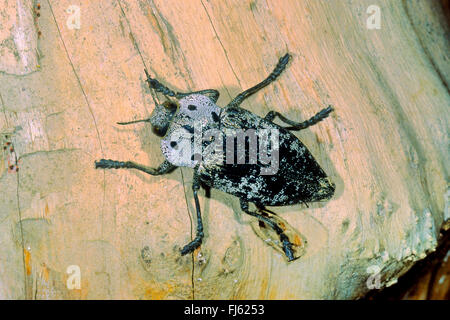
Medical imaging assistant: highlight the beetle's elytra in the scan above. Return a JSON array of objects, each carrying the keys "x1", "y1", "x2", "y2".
[{"x1": 95, "y1": 53, "x2": 335, "y2": 261}]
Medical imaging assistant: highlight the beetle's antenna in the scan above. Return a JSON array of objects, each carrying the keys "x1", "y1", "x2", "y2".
[{"x1": 117, "y1": 118, "x2": 151, "y2": 125}]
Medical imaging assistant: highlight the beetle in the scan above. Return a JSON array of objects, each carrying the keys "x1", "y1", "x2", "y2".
[{"x1": 95, "y1": 53, "x2": 335, "y2": 261}]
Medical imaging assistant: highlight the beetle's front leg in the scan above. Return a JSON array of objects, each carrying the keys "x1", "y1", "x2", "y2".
[
  {"x1": 264, "y1": 106, "x2": 333, "y2": 131},
  {"x1": 145, "y1": 69, "x2": 220, "y2": 102},
  {"x1": 180, "y1": 168, "x2": 204, "y2": 255},
  {"x1": 95, "y1": 159, "x2": 176, "y2": 175},
  {"x1": 226, "y1": 53, "x2": 291, "y2": 109},
  {"x1": 240, "y1": 200, "x2": 296, "y2": 261}
]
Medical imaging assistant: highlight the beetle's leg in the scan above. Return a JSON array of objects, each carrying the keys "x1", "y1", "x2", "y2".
[
  {"x1": 180, "y1": 168, "x2": 205, "y2": 255},
  {"x1": 95, "y1": 159, "x2": 176, "y2": 175},
  {"x1": 226, "y1": 53, "x2": 291, "y2": 109},
  {"x1": 240, "y1": 199, "x2": 295, "y2": 261},
  {"x1": 265, "y1": 106, "x2": 333, "y2": 131},
  {"x1": 145, "y1": 69, "x2": 220, "y2": 102},
  {"x1": 255, "y1": 204, "x2": 278, "y2": 215}
]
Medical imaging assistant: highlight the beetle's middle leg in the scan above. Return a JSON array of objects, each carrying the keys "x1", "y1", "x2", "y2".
[
  {"x1": 240, "y1": 199, "x2": 295, "y2": 261},
  {"x1": 180, "y1": 168, "x2": 205, "y2": 255},
  {"x1": 145, "y1": 69, "x2": 220, "y2": 102},
  {"x1": 264, "y1": 106, "x2": 333, "y2": 131}
]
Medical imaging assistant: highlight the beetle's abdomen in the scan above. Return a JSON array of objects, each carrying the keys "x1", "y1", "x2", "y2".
[
  {"x1": 200, "y1": 145, "x2": 335, "y2": 206},
  {"x1": 199, "y1": 107, "x2": 335, "y2": 205}
]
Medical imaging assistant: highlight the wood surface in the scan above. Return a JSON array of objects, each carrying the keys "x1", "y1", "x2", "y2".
[
  {"x1": 0, "y1": 0, "x2": 448, "y2": 299},
  {"x1": 366, "y1": 227, "x2": 450, "y2": 300}
]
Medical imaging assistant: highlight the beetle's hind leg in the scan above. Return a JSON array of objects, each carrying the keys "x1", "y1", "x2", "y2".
[
  {"x1": 180, "y1": 167, "x2": 205, "y2": 255},
  {"x1": 240, "y1": 200, "x2": 296, "y2": 261},
  {"x1": 265, "y1": 106, "x2": 333, "y2": 131},
  {"x1": 145, "y1": 69, "x2": 220, "y2": 102}
]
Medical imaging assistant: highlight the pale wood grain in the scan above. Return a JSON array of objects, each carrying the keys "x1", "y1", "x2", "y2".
[{"x1": 0, "y1": 0, "x2": 448, "y2": 299}]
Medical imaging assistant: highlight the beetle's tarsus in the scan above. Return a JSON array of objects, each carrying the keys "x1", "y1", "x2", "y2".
[
  {"x1": 180, "y1": 235, "x2": 203, "y2": 255},
  {"x1": 95, "y1": 159, "x2": 125, "y2": 169}
]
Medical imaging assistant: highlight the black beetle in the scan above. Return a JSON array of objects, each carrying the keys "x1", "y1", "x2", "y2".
[{"x1": 95, "y1": 53, "x2": 335, "y2": 261}]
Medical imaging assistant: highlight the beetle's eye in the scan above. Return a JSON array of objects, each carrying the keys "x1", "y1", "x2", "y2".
[
  {"x1": 188, "y1": 104, "x2": 197, "y2": 111},
  {"x1": 163, "y1": 101, "x2": 178, "y2": 111}
]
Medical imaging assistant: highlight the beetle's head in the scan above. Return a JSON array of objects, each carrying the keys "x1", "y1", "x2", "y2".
[
  {"x1": 148, "y1": 100, "x2": 178, "y2": 137},
  {"x1": 117, "y1": 100, "x2": 178, "y2": 137}
]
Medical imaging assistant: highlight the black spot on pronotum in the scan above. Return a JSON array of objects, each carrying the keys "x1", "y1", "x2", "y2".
[
  {"x1": 170, "y1": 141, "x2": 177, "y2": 148},
  {"x1": 211, "y1": 111, "x2": 219, "y2": 122},
  {"x1": 188, "y1": 104, "x2": 197, "y2": 111}
]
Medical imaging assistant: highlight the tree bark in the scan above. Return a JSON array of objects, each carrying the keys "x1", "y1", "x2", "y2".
[{"x1": 0, "y1": 0, "x2": 448, "y2": 299}]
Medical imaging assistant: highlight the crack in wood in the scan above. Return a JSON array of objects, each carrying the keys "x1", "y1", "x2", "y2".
[
  {"x1": 119, "y1": 0, "x2": 197, "y2": 299},
  {"x1": 46, "y1": 0, "x2": 108, "y2": 245},
  {"x1": 200, "y1": 0, "x2": 241, "y2": 89},
  {"x1": 0, "y1": 92, "x2": 9, "y2": 127}
]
